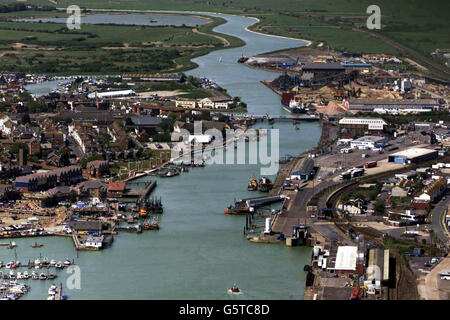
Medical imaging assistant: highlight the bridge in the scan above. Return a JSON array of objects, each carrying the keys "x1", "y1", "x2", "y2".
[{"x1": 229, "y1": 114, "x2": 320, "y2": 122}]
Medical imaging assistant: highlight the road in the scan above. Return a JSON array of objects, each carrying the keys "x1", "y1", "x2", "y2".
[
  {"x1": 418, "y1": 257, "x2": 450, "y2": 300},
  {"x1": 430, "y1": 197, "x2": 450, "y2": 244}
]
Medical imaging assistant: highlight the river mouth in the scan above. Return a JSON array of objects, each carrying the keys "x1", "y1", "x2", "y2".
[{"x1": 14, "y1": 12, "x2": 319, "y2": 300}]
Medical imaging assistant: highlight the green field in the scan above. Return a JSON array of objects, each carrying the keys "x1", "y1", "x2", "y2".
[
  {"x1": 2, "y1": 1, "x2": 449, "y2": 77},
  {"x1": 0, "y1": 10, "x2": 244, "y2": 74}
]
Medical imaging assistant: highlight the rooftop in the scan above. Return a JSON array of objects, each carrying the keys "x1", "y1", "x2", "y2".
[{"x1": 391, "y1": 147, "x2": 437, "y2": 159}]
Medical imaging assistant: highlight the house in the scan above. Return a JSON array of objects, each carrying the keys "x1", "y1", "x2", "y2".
[
  {"x1": 175, "y1": 99, "x2": 197, "y2": 109},
  {"x1": 200, "y1": 96, "x2": 234, "y2": 110},
  {"x1": 86, "y1": 160, "x2": 109, "y2": 178},
  {"x1": 414, "y1": 177, "x2": 447, "y2": 204},
  {"x1": 76, "y1": 180, "x2": 107, "y2": 199},
  {"x1": 391, "y1": 185, "x2": 408, "y2": 198}
]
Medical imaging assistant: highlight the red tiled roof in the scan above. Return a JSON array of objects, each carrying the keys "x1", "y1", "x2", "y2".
[{"x1": 108, "y1": 182, "x2": 126, "y2": 192}]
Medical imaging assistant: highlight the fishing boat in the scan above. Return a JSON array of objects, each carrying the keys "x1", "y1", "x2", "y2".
[
  {"x1": 227, "y1": 284, "x2": 242, "y2": 295},
  {"x1": 237, "y1": 54, "x2": 249, "y2": 63},
  {"x1": 247, "y1": 176, "x2": 258, "y2": 191},
  {"x1": 282, "y1": 98, "x2": 307, "y2": 114},
  {"x1": 31, "y1": 242, "x2": 44, "y2": 248},
  {"x1": 258, "y1": 177, "x2": 273, "y2": 192},
  {"x1": 144, "y1": 197, "x2": 163, "y2": 214},
  {"x1": 142, "y1": 219, "x2": 159, "y2": 231}
]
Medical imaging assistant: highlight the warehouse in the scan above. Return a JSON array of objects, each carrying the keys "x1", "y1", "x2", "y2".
[
  {"x1": 338, "y1": 117, "x2": 387, "y2": 138},
  {"x1": 290, "y1": 157, "x2": 315, "y2": 180},
  {"x1": 87, "y1": 89, "x2": 135, "y2": 99},
  {"x1": 388, "y1": 148, "x2": 438, "y2": 164},
  {"x1": 350, "y1": 136, "x2": 387, "y2": 150},
  {"x1": 347, "y1": 99, "x2": 439, "y2": 112}
]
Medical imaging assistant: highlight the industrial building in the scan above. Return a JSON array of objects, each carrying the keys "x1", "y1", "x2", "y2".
[
  {"x1": 350, "y1": 136, "x2": 388, "y2": 150},
  {"x1": 338, "y1": 117, "x2": 387, "y2": 138},
  {"x1": 290, "y1": 157, "x2": 315, "y2": 180},
  {"x1": 388, "y1": 148, "x2": 438, "y2": 164},
  {"x1": 347, "y1": 99, "x2": 439, "y2": 112}
]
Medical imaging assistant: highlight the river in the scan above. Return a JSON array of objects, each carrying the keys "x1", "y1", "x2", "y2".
[{"x1": 9, "y1": 13, "x2": 321, "y2": 300}]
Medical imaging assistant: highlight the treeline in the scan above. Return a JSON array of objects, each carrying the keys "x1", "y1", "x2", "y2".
[{"x1": 0, "y1": 3, "x2": 26, "y2": 13}]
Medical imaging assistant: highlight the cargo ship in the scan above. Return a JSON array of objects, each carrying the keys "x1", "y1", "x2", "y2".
[{"x1": 282, "y1": 98, "x2": 307, "y2": 114}]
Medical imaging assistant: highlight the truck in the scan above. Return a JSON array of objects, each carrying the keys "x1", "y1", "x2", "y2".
[{"x1": 364, "y1": 161, "x2": 377, "y2": 169}]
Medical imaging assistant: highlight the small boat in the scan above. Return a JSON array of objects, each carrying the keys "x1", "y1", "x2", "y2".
[
  {"x1": 247, "y1": 176, "x2": 258, "y2": 191},
  {"x1": 7, "y1": 241, "x2": 17, "y2": 249},
  {"x1": 39, "y1": 273, "x2": 47, "y2": 280},
  {"x1": 55, "y1": 262, "x2": 63, "y2": 270},
  {"x1": 47, "y1": 274, "x2": 57, "y2": 280},
  {"x1": 5, "y1": 262, "x2": 12, "y2": 269},
  {"x1": 227, "y1": 284, "x2": 242, "y2": 295},
  {"x1": 23, "y1": 271, "x2": 29, "y2": 279},
  {"x1": 47, "y1": 295, "x2": 55, "y2": 300},
  {"x1": 63, "y1": 259, "x2": 71, "y2": 266},
  {"x1": 49, "y1": 259, "x2": 56, "y2": 267},
  {"x1": 31, "y1": 242, "x2": 44, "y2": 248},
  {"x1": 258, "y1": 177, "x2": 273, "y2": 192},
  {"x1": 31, "y1": 272, "x2": 39, "y2": 280}
]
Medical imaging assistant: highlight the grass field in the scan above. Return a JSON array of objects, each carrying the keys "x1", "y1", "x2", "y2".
[
  {"x1": 0, "y1": 10, "x2": 244, "y2": 74},
  {"x1": 2, "y1": 1, "x2": 449, "y2": 77}
]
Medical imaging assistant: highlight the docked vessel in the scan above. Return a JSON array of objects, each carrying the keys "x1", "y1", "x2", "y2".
[
  {"x1": 143, "y1": 197, "x2": 163, "y2": 214},
  {"x1": 247, "y1": 176, "x2": 258, "y2": 191},
  {"x1": 237, "y1": 54, "x2": 248, "y2": 63},
  {"x1": 282, "y1": 98, "x2": 307, "y2": 114},
  {"x1": 258, "y1": 177, "x2": 273, "y2": 192},
  {"x1": 31, "y1": 242, "x2": 44, "y2": 248}
]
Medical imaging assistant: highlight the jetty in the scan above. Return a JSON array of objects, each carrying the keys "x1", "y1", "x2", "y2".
[{"x1": 225, "y1": 195, "x2": 286, "y2": 215}]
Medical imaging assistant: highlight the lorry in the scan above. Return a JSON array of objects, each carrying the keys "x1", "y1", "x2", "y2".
[{"x1": 364, "y1": 161, "x2": 377, "y2": 169}]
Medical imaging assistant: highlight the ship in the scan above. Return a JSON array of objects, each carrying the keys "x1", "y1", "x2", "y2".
[
  {"x1": 143, "y1": 197, "x2": 163, "y2": 214},
  {"x1": 237, "y1": 54, "x2": 249, "y2": 63},
  {"x1": 282, "y1": 98, "x2": 307, "y2": 114},
  {"x1": 258, "y1": 177, "x2": 273, "y2": 192},
  {"x1": 142, "y1": 219, "x2": 159, "y2": 230},
  {"x1": 247, "y1": 176, "x2": 258, "y2": 191}
]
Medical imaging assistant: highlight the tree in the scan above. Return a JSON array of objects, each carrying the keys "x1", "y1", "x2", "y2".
[{"x1": 21, "y1": 113, "x2": 31, "y2": 124}]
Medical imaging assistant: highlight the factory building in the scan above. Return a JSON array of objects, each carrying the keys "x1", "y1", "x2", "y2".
[
  {"x1": 388, "y1": 148, "x2": 438, "y2": 164},
  {"x1": 338, "y1": 117, "x2": 387, "y2": 138},
  {"x1": 346, "y1": 99, "x2": 439, "y2": 112},
  {"x1": 350, "y1": 136, "x2": 388, "y2": 150}
]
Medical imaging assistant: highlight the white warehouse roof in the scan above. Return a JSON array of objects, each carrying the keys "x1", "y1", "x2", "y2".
[
  {"x1": 391, "y1": 147, "x2": 437, "y2": 159},
  {"x1": 87, "y1": 89, "x2": 135, "y2": 99},
  {"x1": 334, "y1": 246, "x2": 357, "y2": 271},
  {"x1": 339, "y1": 118, "x2": 387, "y2": 125}
]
